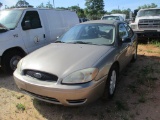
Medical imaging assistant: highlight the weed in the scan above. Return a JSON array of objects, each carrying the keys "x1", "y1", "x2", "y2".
[
  {"x1": 121, "y1": 115, "x2": 129, "y2": 120},
  {"x1": 150, "y1": 40, "x2": 160, "y2": 48},
  {"x1": 128, "y1": 83, "x2": 137, "y2": 93},
  {"x1": 146, "y1": 50, "x2": 153, "y2": 53},
  {"x1": 138, "y1": 95, "x2": 146, "y2": 103},
  {"x1": 16, "y1": 95, "x2": 24, "y2": 99},
  {"x1": 115, "y1": 100, "x2": 129, "y2": 111},
  {"x1": 16, "y1": 103, "x2": 25, "y2": 111}
]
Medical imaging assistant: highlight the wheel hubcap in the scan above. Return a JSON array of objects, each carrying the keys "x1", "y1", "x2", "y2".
[
  {"x1": 10, "y1": 56, "x2": 21, "y2": 70},
  {"x1": 109, "y1": 70, "x2": 117, "y2": 95}
]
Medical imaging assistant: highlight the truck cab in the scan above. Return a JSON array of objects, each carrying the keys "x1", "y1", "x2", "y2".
[{"x1": 130, "y1": 8, "x2": 160, "y2": 39}]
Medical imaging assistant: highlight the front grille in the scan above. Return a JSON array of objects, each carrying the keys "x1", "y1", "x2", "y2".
[
  {"x1": 24, "y1": 70, "x2": 58, "y2": 82},
  {"x1": 23, "y1": 90, "x2": 60, "y2": 103},
  {"x1": 138, "y1": 19, "x2": 160, "y2": 29}
]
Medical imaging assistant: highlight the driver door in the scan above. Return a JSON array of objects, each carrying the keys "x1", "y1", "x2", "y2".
[{"x1": 21, "y1": 11, "x2": 46, "y2": 53}]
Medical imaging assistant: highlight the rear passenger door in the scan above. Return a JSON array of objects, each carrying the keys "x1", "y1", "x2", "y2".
[{"x1": 21, "y1": 11, "x2": 45, "y2": 53}]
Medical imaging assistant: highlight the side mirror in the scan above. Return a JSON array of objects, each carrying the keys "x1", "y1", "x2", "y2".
[
  {"x1": 122, "y1": 38, "x2": 131, "y2": 43},
  {"x1": 23, "y1": 21, "x2": 31, "y2": 30}
]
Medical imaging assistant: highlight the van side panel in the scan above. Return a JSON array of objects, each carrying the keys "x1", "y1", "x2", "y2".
[{"x1": 39, "y1": 9, "x2": 79, "y2": 44}]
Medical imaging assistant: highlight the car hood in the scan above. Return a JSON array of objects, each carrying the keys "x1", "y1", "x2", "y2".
[{"x1": 22, "y1": 43, "x2": 112, "y2": 78}]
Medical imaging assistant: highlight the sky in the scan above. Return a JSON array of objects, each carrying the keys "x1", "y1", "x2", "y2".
[{"x1": 0, "y1": 0, "x2": 160, "y2": 11}]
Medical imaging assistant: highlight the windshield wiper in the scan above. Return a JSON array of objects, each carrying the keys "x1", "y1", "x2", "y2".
[
  {"x1": 68, "y1": 41, "x2": 92, "y2": 44},
  {"x1": 55, "y1": 41, "x2": 65, "y2": 43},
  {"x1": 0, "y1": 23, "x2": 9, "y2": 31}
]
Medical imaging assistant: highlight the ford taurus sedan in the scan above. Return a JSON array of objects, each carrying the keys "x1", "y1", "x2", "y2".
[{"x1": 14, "y1": 20, "x2": 138, "y2": 106}]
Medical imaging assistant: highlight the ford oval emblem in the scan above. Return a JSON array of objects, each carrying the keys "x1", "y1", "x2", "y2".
[{"x1": 34, "y1": 73, "x2": 42, "y2": 79}]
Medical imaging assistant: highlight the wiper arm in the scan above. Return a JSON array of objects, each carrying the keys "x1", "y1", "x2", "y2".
[
  {"x1": 69, "y1": 41, "x2": 92, "y2": 44},
  {"x1": 55, "y1": 41, "x2": 65, "y2": 43},
  {"x1": 0, "y1": 23, "x2": 9, "y2": 31}
]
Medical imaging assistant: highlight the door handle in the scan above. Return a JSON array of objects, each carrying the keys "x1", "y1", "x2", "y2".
[{"x1": 43, "y1": 34, "x2": 45, "y2": 38}]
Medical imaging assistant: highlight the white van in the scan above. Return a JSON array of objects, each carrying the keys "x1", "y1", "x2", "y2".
[
  {"x1": 101, "y1": 14, "x2": 126, "y2": 21},
  {"x1": 0, "y1": 8, "x2": 79, "y2": 72}
]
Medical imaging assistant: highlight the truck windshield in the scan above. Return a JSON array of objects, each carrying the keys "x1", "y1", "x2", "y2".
[
  {"x1": 138, "y1": 9, "x2": 160, "y2": 17},
  {"x1": 0, "y1": 10, "x2": 23, "y2": 29}
]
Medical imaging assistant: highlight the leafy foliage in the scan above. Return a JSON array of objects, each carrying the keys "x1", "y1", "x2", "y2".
[
  {"x1": 37, "y1": 2, "x2": 53, "y2": 9},
  {"x1": 138, "y1": 3, "x2": 157, "y2": 10},
  {"x1": 15, "y1": 0, "x2": 33, "y2": 8},
  {"x1": 85, "y1": 0, "x2": 105, "y2": 20}
]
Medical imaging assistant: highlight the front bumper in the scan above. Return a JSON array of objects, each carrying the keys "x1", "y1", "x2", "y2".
[
  {"x1": 13, "y1": 70, "x2": 107, "y2": 106},
  {"x1": 130, "y1": 23, "x2": 160, "y2": 39},
  {"x1": 133, "y1": 30, "x2": 160, "y2": 39}
]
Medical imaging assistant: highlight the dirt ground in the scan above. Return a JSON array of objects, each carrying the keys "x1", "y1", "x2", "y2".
[{"x1": 0, "y1": 43, "x2": 160, "y2": 120}]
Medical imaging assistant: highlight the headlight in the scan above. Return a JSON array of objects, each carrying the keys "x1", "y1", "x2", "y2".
[
  {"x1": 16, "y1": 59, "x2": 23, "y2": 74},
  {"x1": 131, "y1": 25, "x2": 136, "y2": 29},
  {"x1": 62, "y1": 68, "x2": 99, "y2": 84}
]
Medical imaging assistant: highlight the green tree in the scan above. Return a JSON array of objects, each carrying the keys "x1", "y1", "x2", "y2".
[
  {"x1": 85, "y1": 0, "x2": 105, "y2": 20},
  {"x1": 37, "y1": 3, "x2": 45, "y2": 8},
  {"x1": 68, "y1": 6, "x2": 86, "y2": 18},
  {"x1": 37, "y1": 2, "x2": 53, "y2": 9},
  {"x1": 46, "y1": 1, "x2": 53, "y2": 9},
  {"x1": 15, "y1": 0, "x2": 33, "y2": 8},
  {"x1": 138, "y1": 3, "x2": 157, "y2": 10},
  {"x1": 56, "y1": 7, "x2": 68, "y2": 10}
]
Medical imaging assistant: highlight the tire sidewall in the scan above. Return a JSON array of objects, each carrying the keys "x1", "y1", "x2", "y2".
[
  {"x1": 2, "y1": 50, "x2": 23, "y2": 73},
  {"x1": 103, "y1": 65, "x2": 118, "y2": 99}
]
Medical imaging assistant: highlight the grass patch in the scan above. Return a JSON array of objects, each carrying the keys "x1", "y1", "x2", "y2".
[
  {"x1": 16, "y1": 103, "x2": 25, "y2": 111},
  {"x1": 16, "y1": 95, "x2": 24, "y2": 99},
  {"x1": 138, "y1": 95, "x2": 146, "y2": 103},
  {"x1": 146, "y1": 50, "x2": 153, "y2": 53},
  {"x1": 115, "y1": 100, "x2": 129, "y2": 111},
  {"x1": 128, "y1": 83, "x2": 137, "y2": 93},
  {"x1": 150, "y1": 40, "x2": 160, "y2": 48}
]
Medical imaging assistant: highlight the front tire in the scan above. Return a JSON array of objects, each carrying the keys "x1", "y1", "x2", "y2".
[
  {"x1": 2, "y1": 50, "x2": 24, "y2": 73},
  {"x1": 103, "y1": 65, "x2": 118, "y2": 99}
]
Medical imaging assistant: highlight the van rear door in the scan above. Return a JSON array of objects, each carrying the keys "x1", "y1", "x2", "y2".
[{"x1": 21, "y1": 10, "x2": 45, "y2": 53}]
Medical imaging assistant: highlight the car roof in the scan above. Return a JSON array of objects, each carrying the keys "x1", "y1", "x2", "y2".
[{"x1": 80, "y1": 20, "x2": 123, "y2": 26}]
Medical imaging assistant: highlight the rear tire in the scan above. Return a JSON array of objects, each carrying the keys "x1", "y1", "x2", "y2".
[
  {"x1": 2, "y1": 50, "x2": 24, "y2": 73},
  {"x1": 103, "y1": 64, "x2": 118, "y2": 100}
]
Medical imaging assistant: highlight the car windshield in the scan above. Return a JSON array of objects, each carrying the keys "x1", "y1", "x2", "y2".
[
  {"x1": 137, "y1": 9, "x2": 160, "y2": 17},
  {"x1": 102, "y1": 16, "x2": 120, "y2": 20},
  {"x1": 58, "y1": 23, "x2": 115, "y2": 46},
  {"x1": 0, "y1": 10, "x2": 23, "y2": 29}
]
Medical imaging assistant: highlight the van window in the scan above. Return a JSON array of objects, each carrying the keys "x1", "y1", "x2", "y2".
[{"x1": 21, "y1": 11, "x2": 42, "y2": 30}]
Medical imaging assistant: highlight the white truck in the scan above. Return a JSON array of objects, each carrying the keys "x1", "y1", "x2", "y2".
[
  {"x1": 130, "y1": 8, "x2": 160, "y2": 39},
  {"x1": 101, "y1": 14, "x2": 126, "y2": 21},
  {"x1": 0, "y1": 8, "x2": 79, "y2": 72}
]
